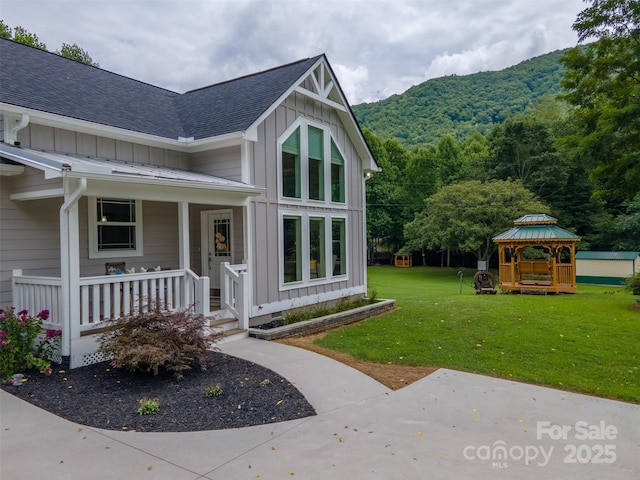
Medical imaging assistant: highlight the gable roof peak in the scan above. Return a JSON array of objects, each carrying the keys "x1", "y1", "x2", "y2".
[{"x1": 185, "y1": 54, "x2": 325, "y2": 94}]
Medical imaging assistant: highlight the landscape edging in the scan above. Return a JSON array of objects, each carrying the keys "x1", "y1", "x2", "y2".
[{"x1": 248, "y1": 299, "x2": 396, "y2": 340}]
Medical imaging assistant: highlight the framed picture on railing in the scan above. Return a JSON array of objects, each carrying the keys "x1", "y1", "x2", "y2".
[{"x1": 105, "y1": 262, "x2": 126, "y2": 275}]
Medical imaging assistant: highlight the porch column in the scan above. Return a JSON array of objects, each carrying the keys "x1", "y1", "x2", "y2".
[
  {"x1": 178, "y1": 201, "x2": 190, "y2": 269},
  {"x1": 59, "y1": 176, "x2": 86, "y2": 364},
  {"x1": 178, "y1": 202, "x2": 190, "y2": 305},
  {"x1": 67, "y1": 200, "x2": 81, "y2": 344}
]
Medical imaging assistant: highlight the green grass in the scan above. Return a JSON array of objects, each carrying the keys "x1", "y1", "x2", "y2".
[{"x1": 316, "y1": 266, "x2": 640, "y2": 402}]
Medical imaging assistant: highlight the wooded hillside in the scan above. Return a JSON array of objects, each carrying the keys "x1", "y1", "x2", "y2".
[{"x1": 352, "y1": 49, "x2": 571, "y2": 148}]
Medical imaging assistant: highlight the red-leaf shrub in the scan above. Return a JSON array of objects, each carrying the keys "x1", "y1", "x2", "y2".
[{"x1": 98, "y1": 304, "x2": 219, "y2": 379}]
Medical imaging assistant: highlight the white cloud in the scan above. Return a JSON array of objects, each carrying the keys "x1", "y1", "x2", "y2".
[{"x1": 0, "y1": 0, "x2": 585, "y2": 105}]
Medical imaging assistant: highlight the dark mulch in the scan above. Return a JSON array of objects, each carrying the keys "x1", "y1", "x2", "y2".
[
  {"x1": 1, "y1": 351, "x2": 315, "y2": 432},
  {"x1": 254, "y1": 319, "x2": 286, "y2": 330}
]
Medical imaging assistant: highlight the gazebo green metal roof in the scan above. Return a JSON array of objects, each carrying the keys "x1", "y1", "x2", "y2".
[{"x1": 493, "y1": 214, "x2": 580, "y2": 242}]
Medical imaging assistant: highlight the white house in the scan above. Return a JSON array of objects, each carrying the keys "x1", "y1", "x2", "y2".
[{"x1": 0, "y1": 39, "x2": 379, "y2": 368}]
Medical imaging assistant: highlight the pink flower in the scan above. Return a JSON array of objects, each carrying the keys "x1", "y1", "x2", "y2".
[
  {"x1": 18, "y1": 309, "x2": 28, "y2": 322},
  {"x1": 0, "y1": 331, "x2": 6, "y2": 338},
  {"x1": 0, "y1": 309, "x2": 6, "y2": 320},
  {"x1": 37, "y1": 309, "x2": 50, "y2": 321},
  {"x1": 45, "y1": 329, "x2": 62, "y2": 338}
]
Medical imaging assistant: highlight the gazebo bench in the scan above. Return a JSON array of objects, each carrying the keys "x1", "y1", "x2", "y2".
[{"x1": 520, "y1": 280, "x2": 552, "y2": 286}]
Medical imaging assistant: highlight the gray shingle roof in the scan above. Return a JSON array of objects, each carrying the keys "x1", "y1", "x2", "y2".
[
  {"x1": 175, "y1": 56, "x2": 321, "y2": 139},
  {"x1": 0, "y1": 38, "x2": 322, "y2": 141}
]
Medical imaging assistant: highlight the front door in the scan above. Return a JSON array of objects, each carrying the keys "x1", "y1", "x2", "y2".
[{"x1": 204, "y1": 210, "x2": 233, "y2": 290}]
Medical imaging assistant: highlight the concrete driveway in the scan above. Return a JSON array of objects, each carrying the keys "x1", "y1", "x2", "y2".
[{"x1": 1, "y1": 338, "x2": 638, "y2": 479}]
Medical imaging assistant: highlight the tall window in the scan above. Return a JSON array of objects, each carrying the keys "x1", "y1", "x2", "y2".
[
  {"x1": 283, "y1": 216, "x2": 302, "y2": 283},
  {"x1": 308, "y1": 126, "x2": 324, "y2": 201},
  {"x1": 282, "y1": 128, "x2": 301, "y2": 199},
  {"x1": 332, "y1": 218, "x2": 346, "y2": 276},
  {"x1": 280, "y1": 121, "x2": 345, "y2": 204},
  {"x1": 331, "y1": 139, "x2": 345, "y2": 203}
]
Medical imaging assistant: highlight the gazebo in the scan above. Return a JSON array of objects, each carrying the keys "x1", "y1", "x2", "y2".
[{"x1": 493, "y1": 214, "x2": 581, "y2": 294}]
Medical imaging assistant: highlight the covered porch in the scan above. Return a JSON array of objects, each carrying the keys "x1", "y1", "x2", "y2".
[
  {"x1": 493, "y1": 214, "x2": 580, "y2": 294},
  {"x1": 2, "y1": 144, "x2": 262, "y2": 367}
]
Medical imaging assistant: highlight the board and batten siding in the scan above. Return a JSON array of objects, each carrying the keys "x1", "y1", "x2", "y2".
[
  {"x1": 249, "y1": 90, "x2": 366, "y2": 316},
  {"x1": 190, "y1": 146, "x2": 242, "y2": 182},
  {"x1": 14, "y1": 123, "x2": 189, "y2": 169}
]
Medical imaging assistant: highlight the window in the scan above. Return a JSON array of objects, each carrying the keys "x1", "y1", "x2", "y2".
[
  {"x1": 332, "y1": 218, "x2": 346, "y2": 276},
  {"x1": 89, "y1": 197, "x2": 143, "y2": 259},
  {"x1": 309, "y1": 217, "x2": 326, "y2": 279},
  {"x1": 331, "y1": 139, "x2": 345, "y2": 203},
  {"x1": 283, "y1": 216, "x2": 302, "y2": 283},
  {"x1": 282, "y1": 128, "x2": 301, "y2": 199},
  {"x1": 280, "y1": 213, "x2": 346, "y2": 286},
  {"x1": 308, "y1": 126, "x2": 324, "y2": 201},
  {"x1": 280, "y1": 121, "x2": 345, "y2": 204}
]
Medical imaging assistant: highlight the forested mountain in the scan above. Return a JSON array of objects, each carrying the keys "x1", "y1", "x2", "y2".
[{"x1": 353, "y1": 49, "x2": 571, "y2": 148}]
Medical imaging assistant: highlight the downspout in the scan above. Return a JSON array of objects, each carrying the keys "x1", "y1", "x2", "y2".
[
  {"x1": 363, "y1": 171, "x2": 373, "y2": 297},
  {"x1": 4, "y1": 113, "x2": 29, "y2": 145},
  {"x1": 59, "y1": 174, "x2": 87, "y2": 367}
]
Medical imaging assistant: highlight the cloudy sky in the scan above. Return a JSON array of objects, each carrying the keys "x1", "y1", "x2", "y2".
[{"x1": 1, "y1": 0, "x2": 587, "y2": 104}]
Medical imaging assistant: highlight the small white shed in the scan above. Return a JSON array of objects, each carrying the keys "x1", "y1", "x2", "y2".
[{"x1": 576, "y1": 251, "x2": 640, "y2": 286}]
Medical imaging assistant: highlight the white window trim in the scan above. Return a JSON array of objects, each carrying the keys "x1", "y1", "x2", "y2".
[
  {"x1": 278, "y1": 210, "x2": 348, "y2": 291},
  {"x1": 277, "y1": 118, "x2": 348, "y2": 209},
  {"x1": 88, "y1": 196, "x2": 144, "y2": 259}
]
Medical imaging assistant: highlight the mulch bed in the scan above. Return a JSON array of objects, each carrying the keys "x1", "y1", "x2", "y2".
[{"x1": 1, "y1": 351, "x2": 315, "y2": 432}]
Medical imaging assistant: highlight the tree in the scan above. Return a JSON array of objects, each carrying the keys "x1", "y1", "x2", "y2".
[
  {"x1": 365, "y1": 136, "x2": 413, "y2": 253},
  {"x1": 402, "y1": 146, "x2": 439, "y2": 217},
  {"x1": 0, "y1": 20, "x2": 11, "y2": 39},
  {"x1": 487, "y1": 115, "x2": 570, "y2": 200},
  {"x1": 460, "y1": 132, "x2": 491, "y2": 181},
  {"x1": 11, "y1": 25, "x2": 47, "y2": 50},
  {"x1": 404, "y1": 180, "x2": 548, "y2": 263},
  {"x1": 57, "y1": 42, "x2": 99, "y2": 67},
  {"x1": 435, "y1": 135, "x2": 463, "y2": 186},
  {"x1": 613, "y1": 193, "x2": 640, "y2": 250},
  {"x1": 1, "y1": 21, "x2": 98, "y2": 66},
  {"x1": 560, "y1": 0, "x2": 640, "y2": 200}
]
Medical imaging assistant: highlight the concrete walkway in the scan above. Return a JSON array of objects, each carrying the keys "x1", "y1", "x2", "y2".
[{"x1": 1, "y1": 338, "x2": 638, "y2": 479}]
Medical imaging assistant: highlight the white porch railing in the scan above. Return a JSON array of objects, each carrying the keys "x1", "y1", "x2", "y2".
[
  {"x1": 11, "y1": 270, "x2": 63, "y2": 330},
  {"x1": 220, "y1": 262, "x2": 249, "y2": 330},
  {"x1": 12, "y1": 269, "x2": 210, "y2": 334}
]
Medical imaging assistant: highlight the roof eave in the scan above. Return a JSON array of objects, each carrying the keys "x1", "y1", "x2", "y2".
[{"x1": 66, "y1": 170, "x2": 264, "y2": 196}]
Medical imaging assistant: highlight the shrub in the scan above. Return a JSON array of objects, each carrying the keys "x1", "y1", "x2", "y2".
[
  {"x1": 0, "y1": 307, "x2": 59, "y2": 381},
  {"x1": 204, "y1": 383, "x2": 223, "y2": 397},
  {"x1": 625, "y1": 272, "x2": 640, "y2": 295},
  {"x1": 137, "y1": 398, "x2": 160, "y2": 415},
  {"x1": 98, "y1": 304, "x2": 218, "y2": 380}
]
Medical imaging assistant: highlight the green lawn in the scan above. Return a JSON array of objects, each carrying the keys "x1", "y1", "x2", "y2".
[{"x1": 316, "y1": 266, "x2": 640, "y2": 402}]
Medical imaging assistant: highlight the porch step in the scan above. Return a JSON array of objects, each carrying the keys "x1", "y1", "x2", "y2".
[
  {"x1": 210, "y1": 296, "x2": 221, "y2": 310},
  {"x1": 209, "y1": 317, "x2": 238, "y2": 329},
  {"x1": 217, "y1": 327, "x2": 248, "y2": 344},
  {"x1": 208, "y1": 311, "x2": 247, "y2": 344}
]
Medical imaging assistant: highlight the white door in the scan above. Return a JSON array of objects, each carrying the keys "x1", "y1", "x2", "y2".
[{"x1": 205, "y1": 210, "x2": 233, "y2": 290}]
